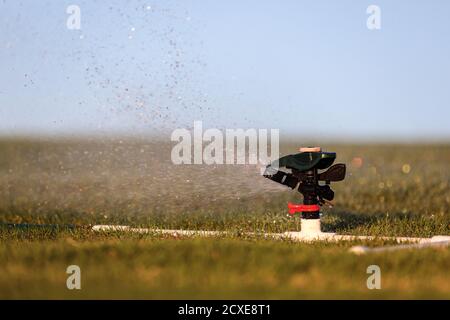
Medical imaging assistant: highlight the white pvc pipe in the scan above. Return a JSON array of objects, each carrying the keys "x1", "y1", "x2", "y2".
[
  {"x1": 92, "y1": 225, "x2": 227, "y2": 237},
  {"x1": 349, "y1": 237, "x2": 450, "y2": 255},
  {"x1": 91, "y1": 224, "x2": 450, "y2": 246}
]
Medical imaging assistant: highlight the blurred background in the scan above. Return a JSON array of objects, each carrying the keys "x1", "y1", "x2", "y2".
[{"x1": 1, "y1": 0, "x2": 450, "y2": 141}]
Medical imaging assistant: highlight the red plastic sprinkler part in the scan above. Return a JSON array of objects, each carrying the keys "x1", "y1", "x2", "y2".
[{"x1": 288, "y1": 203, "x2": 321, "y2": 215}]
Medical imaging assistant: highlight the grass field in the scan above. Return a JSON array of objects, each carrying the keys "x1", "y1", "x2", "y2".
[{"x1": 0, "y1": 138, "x2": 449, "y2": 299}]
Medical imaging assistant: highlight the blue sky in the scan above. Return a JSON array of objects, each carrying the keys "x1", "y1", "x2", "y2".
[{"x1": 1, "y1": 0, "x2": 450, "y2": 140}]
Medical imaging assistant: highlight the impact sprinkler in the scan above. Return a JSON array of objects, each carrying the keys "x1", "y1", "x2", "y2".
[{"x1": 263, "y1": 147, "x2": 346, "y2": 236}]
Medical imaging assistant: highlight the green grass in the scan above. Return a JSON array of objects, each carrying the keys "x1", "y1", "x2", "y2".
[
  {"x1": 1, "y1": 227, "x2": 449, "y2": 299},
  {"x1": 0, "y1": 138, "x2": 449, "y2": 299}
]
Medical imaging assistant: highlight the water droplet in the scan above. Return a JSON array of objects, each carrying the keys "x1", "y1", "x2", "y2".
[{"x1": 402, "y1": 164, "x2": 411, "y2": 174}]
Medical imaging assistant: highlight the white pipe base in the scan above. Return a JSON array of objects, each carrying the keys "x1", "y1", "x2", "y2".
[{"x1": 300, "y1": 219, "x2": 322, "y2": 234}]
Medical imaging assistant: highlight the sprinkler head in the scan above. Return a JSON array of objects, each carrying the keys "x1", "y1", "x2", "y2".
[{"x1": 263, "y1": 147, "x2": 346, "y2": 219}]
